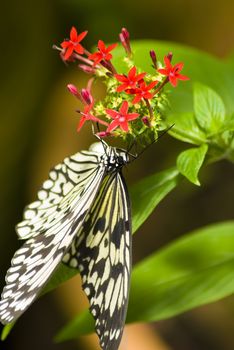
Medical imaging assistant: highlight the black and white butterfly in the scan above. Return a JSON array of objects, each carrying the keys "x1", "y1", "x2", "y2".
[{"x1": 0, "y1": 141, "x2": 132, "y2": 350}]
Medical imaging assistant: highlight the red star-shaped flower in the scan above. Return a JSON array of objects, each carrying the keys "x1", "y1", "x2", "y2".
[
  {"x1": 61, "y1": 27, "x2": 88, "y2": 61},
  {"x1": 127, "y1": 80, "x2": 158, "y2": 104},
  {"x1": 106, "y1": 101, "x2": 139, "y2": 132},
  {"x1": 158, "y1": 56, "x2": 189, "y2": 87},
  {"x1": 77, "y1": 105, "x2": 108, "y2": 131},
  {"x1": 114, "y1": 66, "x2": 146, "y2": 92},
  {"x1": 88, "y1": 40, "x2": 117, "y2": 66}
]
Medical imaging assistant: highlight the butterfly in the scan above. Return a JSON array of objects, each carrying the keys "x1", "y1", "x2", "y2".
[{"x1": 0, "y1": 141, "x2": 132, "y2": 350}]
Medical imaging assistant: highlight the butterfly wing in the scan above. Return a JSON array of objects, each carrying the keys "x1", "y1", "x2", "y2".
[
  {"x1": 63, "y1": 171, "x2": 132, "y2": 350},
  {"x1": 16, "y1": 148, "x2": 104, "y2": 240},
  {"x1": 0, "y1": 149, "x2": 106, "y2": 324}
]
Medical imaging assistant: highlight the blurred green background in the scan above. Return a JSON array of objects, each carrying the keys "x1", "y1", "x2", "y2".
[{"x1": 0, "y1": 0, "x2": 234, "y2": 349}]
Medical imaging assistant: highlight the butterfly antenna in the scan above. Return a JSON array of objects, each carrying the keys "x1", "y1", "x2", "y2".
[
  {"x1": 127, "y1": 137, "x2": 136, "y2": 154},
  {"x1": 125, "y1": 137, "x2": 138, "y2": 161},
  {"x1": 130, "y1": 124, "x2": 174, "y2": 162}
]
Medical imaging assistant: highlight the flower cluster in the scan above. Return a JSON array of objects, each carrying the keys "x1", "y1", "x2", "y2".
[{"x1": 55, "y1": 27, "x2": 189, "y2": 142}]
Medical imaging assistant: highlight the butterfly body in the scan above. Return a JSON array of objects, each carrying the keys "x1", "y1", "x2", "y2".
[{"x1": 0, "y1": 142, "x2": 132, "y2": 350}]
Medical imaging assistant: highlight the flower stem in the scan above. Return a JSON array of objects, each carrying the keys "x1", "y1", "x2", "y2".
[
  {"x1": 144, "y1": 99, "x2": 154, "y2": 119},
  {"x1": 154, "y1": 77, "x2": 169, "y2": 95},
  {"x1": 73, "y1": 53, "x2": 94, "y2": 66}
]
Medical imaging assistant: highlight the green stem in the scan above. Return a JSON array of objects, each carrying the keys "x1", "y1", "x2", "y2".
[
  {"x1": 144, "y1": 99, "x2": 154, "y2": 120},
  {"x1": 154, "y1": 77, "x2": 169, "y2": 95}
]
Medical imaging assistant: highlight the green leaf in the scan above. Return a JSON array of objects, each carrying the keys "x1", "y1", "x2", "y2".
[
  {"x1": 194, "y1": 83, "x2": 226, "y2": 134},
  {"x1": 1, "y1": 322, "x2": 15, "y2": 341},
  {"x1": 216, "y1": 113, "x2": 234, "y2": 134},
  {"x1": 128, "y1": 220, "x2": 234, "y2": 322},
  {"x1": 56, "y1": 221, "x2": 234, "y2": 341},
  {"x1": 166, "y1": 112, "x2": 207, "y2": 145},
  {"x1": 176, "y1": 144, "x2": 208, "y2": 185},
  {"x1": 130, "y1": 167, "x2": 180, "y2": 232},
  {"x1": 55, "y1": 310, "x2": 95, "y2": 342}
]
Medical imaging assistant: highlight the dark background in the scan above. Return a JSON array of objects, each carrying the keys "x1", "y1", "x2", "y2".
[{"x1": 0, "y1": 0, "x2": 234, "y2": 349}]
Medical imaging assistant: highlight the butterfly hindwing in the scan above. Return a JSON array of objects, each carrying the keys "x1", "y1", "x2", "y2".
[{"x1": 63, "y1": 171, "x2": 132, "y2": 350}]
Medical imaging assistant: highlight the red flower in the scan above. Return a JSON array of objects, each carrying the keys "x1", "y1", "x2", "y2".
[
  {"x1": 114, "y1": 66, "x2": 146, "y2": 92},
  {"x1": 88, "y1": 40, "x2": 117, "y2": 66},
  {"x1": 106, "y1": 101, "x2": 139, "y2": 132},
  {"x1": 127, "y1": 80, "x2": 158, "y2": 104},
  {"x1": 158, "y1": 56, "x2": 189, "y2": 87},
  {"x1": 61, "y1": 27, "x2": 88, "y2": 60},
  {"x1": 77, "y1": 105, "x2": 108, "y2": 131}
]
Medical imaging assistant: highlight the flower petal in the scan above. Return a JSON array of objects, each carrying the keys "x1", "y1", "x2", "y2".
[
  {"x1": 126, "y1": 113, "x2": 140, "y2": 121},
  {"x1": 116, "y1": 84, "x2": 128, "y2": 92},
  {"x1": 147, "y1": 81, "x2": 158, "y2": 90},
  {"x1": 164, "y1": 56, "x2": 172, "y2": 69},
  {"x1": 135, "y1": 72, "x2": 146, "y2": 81},
  {"x1": 132, "y1": 95, "x2": 142, "y2": 104},
  {"x1": 120, "y1": 101, "x2": 129, "y2": 114},
  {"x1": 77, "y1": 116, "x2": 86, "y2": 131},
  {"x1": 120, "y1": 121, "x2": 129, "y2": 132},
  {"x1": 74, "y1": 44, "x2": 84, "y2": 54},
  {"x1": 177, "y1": 74, "x2": 189, "y2": 81},
  {"x1": 88, "y1": 52, "x2": 102, "y2": 65},
  {"x1": 77, "y1": 30, "x2": 88, "y2": 43},
  {"x1": 106, "y1": 43, "x2": 118, "y2": 52},
  {"x1": 96, "y1": 118, "x2": 108, "y2": 126},
  {"x1": 114, "y1": 74, "x2": 128, "y2": 83},
  {"x1": 169, "y1": 75, "x2": 178, "y2": 87},
  {"x1": 61, "y1": 41, "x2": 71, "y2": 48},
  {"x1": 143, "y1": 92, "x2": 153, "y2": 99},
  {"x1": 98, "y1": 40, "x2": 106, "y2": 52},
  {"x1": 70, "y1": 27, "x2": 78, "y2": 42},
  {"x1": 104, "y1": 53, "x2": 112, "y2": 61},
  {"x1": 64, "y1": 45, "x2": 74, "y2": 60},
  {"x1": 174, "y1": 62, "x2": 184, "y2": 72},
  {"x1": 107, "y1": 120, "x2": 119, "y2": 132},
  {"x1": 158, "y1": 68, "x2": 168, "y2": 76},
  {"x1": 128, "y1": 66, "x2": 136, "y2": 80},
  {"x1": 89, "y1": 115, "x2": 108, "y2": 126},
  {"x1": 106, "y1": 109, "x2": 119, "y2": 118}
]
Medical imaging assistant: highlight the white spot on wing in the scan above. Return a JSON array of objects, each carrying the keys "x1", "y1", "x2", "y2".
[
  {"x1": 38, "y1": 190, "x2": 47, "y2": 200},
  {"x1": 7, "y1": 273, "x2": 19, "y2": 283}
]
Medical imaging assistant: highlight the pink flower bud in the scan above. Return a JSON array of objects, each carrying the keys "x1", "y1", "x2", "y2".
[
  {"x1": 67, "y1": 84, "x2": 78, "y2": 96},
  {"x1": 150, "y1": 50, "x2": 157, "y2": 68},
  {"x1": 142, "y1": 116, "x2": 151, "y2": 127},
  {"x1": 121, "y1": 28, "x2": 130, "y2": 40},
  {"x1": 96, "y1": 131, "x2": 111, "y2": 138},
  {"x1": 78, "y1": 64, "x2": 96, "y2": 74},
  {"x1": 167, "y1": 52, "x2": 173, "y2": 62},
  {"x1": 81, "y1": 89, "x2": 93, "y2": 105}
]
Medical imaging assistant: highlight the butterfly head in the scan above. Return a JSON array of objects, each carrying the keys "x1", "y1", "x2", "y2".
[{"x1": 102, "y1": 147, "x2": 129, "y2": 173}]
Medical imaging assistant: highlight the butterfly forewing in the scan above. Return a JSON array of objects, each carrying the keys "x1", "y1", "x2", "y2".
[
  {"x1": 0, "y1": 147, "x2": 107, "y2": 324},
  {"x1": 63, "y1": 171, "x2": 132, "y2": 350},
  {"x1": 16, "y1": 149, "x2": 104, "y2": 240}
]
